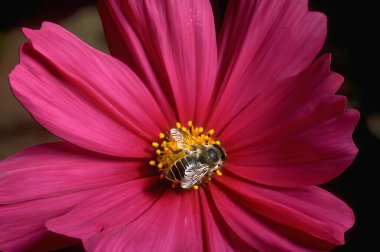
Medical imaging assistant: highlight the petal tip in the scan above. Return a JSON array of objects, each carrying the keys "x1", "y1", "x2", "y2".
[{"x1": 21, "y1": 27, "x2": 34, "y2": 39}]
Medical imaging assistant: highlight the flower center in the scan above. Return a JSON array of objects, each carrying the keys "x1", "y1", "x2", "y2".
[{"x1": 149, "y1": 121, "x2": 226, "y2": 190}]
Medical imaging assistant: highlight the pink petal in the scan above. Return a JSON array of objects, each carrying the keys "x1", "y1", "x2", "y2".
[
  {"x1": 98, "y1": 0, "x2": 175, "y2": 123},
  {"x1": 46, "y1": 177, "x2": 165, "y2": 241},
  {"x1": 208, "y1": 0, "x2": 326, "y2": 130},
  {"x1": 99, "y1": 0, "x2": 218, "y2": 123},
  {"x1": 210, "y1": 176, "x2": 354, "y2": 251},
  {"x1": 9, "y1": 22, "x2": 169, "y2": 157},
  {"x1": 0, "y1": 142, "x2": 151, "y2": 251},
  {"x1": 0, "y1": 188, "x2": 103, "y2": 252},
  {"x1": 199, "y1": 189, "x2": 251, "y2": 251},
  {"x1": 82, "y1": 190, "x2": 203, "y2": 251},
  {"x1": 220, "y1": 55, "x2": 359, "y2": 187},
  {"x1": 0, "y1": 231, "x2": 79, "y2": 252},
  {"x1": 0, "y1": 142, "x2": 153, "y2": 204}
]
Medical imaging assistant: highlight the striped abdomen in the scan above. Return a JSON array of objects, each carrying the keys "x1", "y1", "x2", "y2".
[{"x1": 166, "y1": 156, "x2": 193, "y2": 183}]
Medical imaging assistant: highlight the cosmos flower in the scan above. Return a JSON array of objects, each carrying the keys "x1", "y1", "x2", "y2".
[{"x1": 0, "y1": 0, "x2": 358, "y2": 251}]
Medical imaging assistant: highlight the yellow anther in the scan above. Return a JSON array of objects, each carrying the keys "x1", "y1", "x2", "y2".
[
  {"x1": 181, "y1": 127, "x2": 187, "y2": 132},
  {"x1": 156, "y1": 149, "x2": 161, "y2": 155},
  {"x1": 199, "y1": 127, "x2": 204, "y2": 134},
  {"x1": 171, "y1": 144, "x2": 178, "y2": 151},
  {"x1": 176, "y1": 122, "x2": 181, "y2": 128},
  {"x1": 216, "y1": 170, "x2": 223, "y2": 176},
  {"x1": 149, "y1": 160, "x2": 156, "y2": 166},
  {"x1": 204, "y1": 135, "x2": 209, "y2": 141},
  {"x1": 193, "y1": 185, "x2": 199, "y2": 190},
  {"x1": 187, "y1": 120, "x2": 193, "y2": 127},
  {"x1": 215, "y1": 140, "x2": 221, "y2": 145},
  {"x1": 157, "y1": 163, "x2": 163, "y2": 169},
  {"x1": 208, "y1": 129, "x2": 215, "y2": 135},
  {"x1": 159, "y1": 132, "x2": 165, "y2": 139},
  {"x1": 152, "y1": 142, "x2": 159, "y2": 148}
]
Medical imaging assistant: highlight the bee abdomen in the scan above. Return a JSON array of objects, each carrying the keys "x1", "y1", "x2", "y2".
[{"x1": 167, "y1": 158, "x2": 189, "y2": 182}]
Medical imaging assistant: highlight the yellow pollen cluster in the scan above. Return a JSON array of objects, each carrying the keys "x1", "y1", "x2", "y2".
[{"x1": 149, "y1": 121, "x2": 222, "y2": 189}]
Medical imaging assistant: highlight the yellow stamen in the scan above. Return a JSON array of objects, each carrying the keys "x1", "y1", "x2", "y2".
[
  {"x1": 152, "y1": 142, "x2": 159, "y2": 148},
  {"x1": 149, "y1": 121, "x2": 225, "y2": 189}
]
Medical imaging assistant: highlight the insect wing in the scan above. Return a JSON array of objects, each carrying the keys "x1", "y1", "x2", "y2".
[
  {"x1": 170, "y1": 128, "x2": 205, "y2": 153},
  {"x1": 181, "y1": 161, "x2": 209, "y2": 189}
]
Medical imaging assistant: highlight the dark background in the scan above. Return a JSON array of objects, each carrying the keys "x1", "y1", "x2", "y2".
[
  {"x1": 0, "y1": 0, "x2": 375, "y2": 251},
  {"x1": 309, "y1": 1, "x2": 376, "y2": 251}
]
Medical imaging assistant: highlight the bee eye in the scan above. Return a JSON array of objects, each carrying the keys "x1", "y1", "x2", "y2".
[{"x1": 207, "y1": 149, "x2": 218, "y2": 162}]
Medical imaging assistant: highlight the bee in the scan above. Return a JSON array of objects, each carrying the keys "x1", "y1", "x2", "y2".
[{"x1": 165, "y1": 128, "x2": 226, "y2": 189}]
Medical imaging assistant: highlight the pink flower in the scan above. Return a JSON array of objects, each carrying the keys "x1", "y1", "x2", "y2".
[{"x1": 0, "y1": 0, "x2": 358, "y2": 251}]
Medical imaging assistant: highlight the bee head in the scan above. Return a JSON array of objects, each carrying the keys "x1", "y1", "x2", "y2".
[{"x1": 212, "y1": 144, "x2": 226, "y2": 161}]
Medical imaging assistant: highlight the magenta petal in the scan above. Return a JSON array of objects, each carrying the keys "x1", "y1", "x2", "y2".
[
  {"x1": 210, "y1": 176, "x2": 354, "y2": 251},
  {"x1": 10, "y1": 22, "x2": 169, "y2": 157},
  {"x1": 208, "y1": 0, "x2": 326, "y2": 130},
  {"x1": 0, "y1": 142, "x2": 152, "y2": 204},
  {"x1": 98, "y1": 0, "x2": 175, "y2": 123},
  {"x1": 0, "y1": 189, "x2": 103, "y2": 252},
  {"x1": 220, "y1": 55, "x2": 359, "y2": 187},
  {"x1": 227, "y1": 109, "x2": 358, "y2": 187},
  {"x1": 0, "y1": 142, "x2": 150, "y2": 251},
  {"x1": 0, "y1": 231, "x2": 78, "y2": 252},
  {"x1": 83, "y1": 190, "x2": 203, "y2": 251},
  {"x1": 46, "y1": 177, "x2": 165, "y2": 241},
  {"x1": 199, "y1": 189, "x2": 251, "y2": 251},
  {"x1": 99, "y1": 0, "x2": 218, "y2": 123}
]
